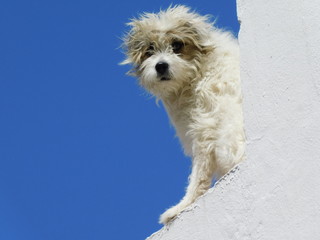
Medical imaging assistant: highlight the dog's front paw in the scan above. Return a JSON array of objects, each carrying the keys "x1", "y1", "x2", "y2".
[{"x1": 159, "y1": 205, "x2": 184, "y2": 225}]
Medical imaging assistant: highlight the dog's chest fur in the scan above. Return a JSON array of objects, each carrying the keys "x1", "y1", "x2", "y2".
[{"x1": 162, "y1": 85, "x2": 198, "y2": 157}]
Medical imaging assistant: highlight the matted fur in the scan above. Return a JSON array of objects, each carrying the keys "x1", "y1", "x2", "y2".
[{"x1": 121, "y1": 5, "x2": 245, "y2": 224}]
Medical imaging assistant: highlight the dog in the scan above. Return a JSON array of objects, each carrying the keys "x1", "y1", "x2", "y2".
[{"x1": 121, "y1": 5, "x2": 245, "y2": 224}]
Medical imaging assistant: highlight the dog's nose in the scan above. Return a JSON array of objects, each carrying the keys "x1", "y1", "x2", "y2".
[{"x1": 155, "y1": 61, "x2": 169, "y2": 75}]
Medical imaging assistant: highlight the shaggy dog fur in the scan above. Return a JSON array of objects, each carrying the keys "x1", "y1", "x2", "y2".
[{"x1": 121, "y1": 5, "x2": 245, "y2": 224}]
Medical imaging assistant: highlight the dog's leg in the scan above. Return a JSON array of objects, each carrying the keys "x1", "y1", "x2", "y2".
[{"x1": 159, "y1": 150, "x2": 216, "y2": 224}]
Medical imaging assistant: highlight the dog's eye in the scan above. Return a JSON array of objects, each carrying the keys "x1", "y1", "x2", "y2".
[
  {"x1": 145, "y1": 44, "x2": 154, "y2": 57},
  {"x1": 172, "y1": 41, "x2": 184, "y2": 53}
]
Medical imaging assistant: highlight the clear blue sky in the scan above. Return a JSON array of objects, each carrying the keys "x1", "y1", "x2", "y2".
[{"x1": 0, "y1": 1, "x2": 239, "y2": 239}]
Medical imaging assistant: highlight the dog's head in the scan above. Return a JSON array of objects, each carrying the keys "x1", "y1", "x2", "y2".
[{"x1": 121, "y1": 5, "x2": 214, "y2": 98}]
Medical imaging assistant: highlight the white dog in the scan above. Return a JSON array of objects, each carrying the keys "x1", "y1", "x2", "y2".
[{"x1": 121, "y1": 5, "x2": 245, "y2": 224}]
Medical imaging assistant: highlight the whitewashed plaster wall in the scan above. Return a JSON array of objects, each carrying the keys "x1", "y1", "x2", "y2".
[{"x1": 146, "y1": 0, "x2": 320, "y2": 239}]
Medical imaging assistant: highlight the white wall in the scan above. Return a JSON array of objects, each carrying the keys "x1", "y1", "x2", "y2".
[{"x1": 147, "y1": 0, "x2": 320, "y2": 239}]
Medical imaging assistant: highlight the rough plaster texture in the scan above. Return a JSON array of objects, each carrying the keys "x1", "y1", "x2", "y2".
[{"x1": 146, "y1": 0, "x2": 320, "y2": 239}]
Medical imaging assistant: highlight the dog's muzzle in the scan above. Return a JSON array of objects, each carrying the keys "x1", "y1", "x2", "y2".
[{"x1": 155, "y1": 61, "x2": 170, "y2": 81}]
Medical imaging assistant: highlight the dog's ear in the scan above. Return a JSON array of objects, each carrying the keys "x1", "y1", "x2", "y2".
[
  {"x1": 120, "y1": 20, "x2": 146, "y2": 66},
  {"x1": 120, "y1": 35, "x2": 132, "y2": 66},
  {"x1": 179, "y1": 21, "x2": 214, "y2": 55}
]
